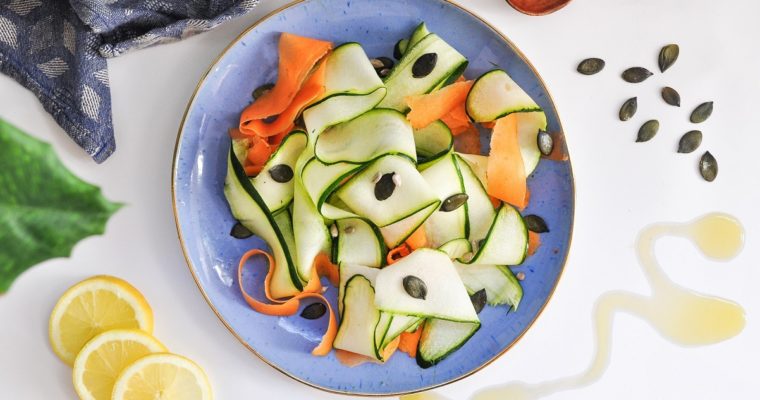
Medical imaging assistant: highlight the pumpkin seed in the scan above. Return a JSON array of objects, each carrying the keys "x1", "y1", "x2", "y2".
[
  {"x1": 636, "y1": 120, "x2": 660, "y2": 142},
  {"x1": 516, "y1": 272, "x2": 526, "y2": 281},
  {"x1": 344, "y1": 225, "x2": 355, "y2": 234},
  {"x1": 577, "y1": 58, "x2": 605, "y2": 75},
  {"x1": 699, "y1": 151, "x2": 718, "y2": 182},
  {"x1": 330, "y1": 224, "x2": 338, "y2": 238},
  {"x1": 622, "y1": 67, "x2": 653, "y2": 83},
  {"x1": 403, "y1": 275, "x2": 427, "y2": 300},
  {"x1": 690, "y1": 102, "x2": 713, "y2": 123},
  {"x1": 300, "y1": 302, "x2": 327, "y2": 320},
  {"x1": 677, "y1": 130, "x2": 702, "y2": 153},
  {"x1": 412, "y1": 53, "x2": 437, "y2": 78},
  {"x1": 658, "y1": 44, "x2": 679, "y2": 73},
  {"x1": 374, "y1": 173, "x2": 397, "y2": 201},
  {"x1": 524, "y1": 215, "x2": 549, "y2": 233},
  {"x1": 661, "y1": 87, "x2": 681, "y2": 107},
  {"x1": 230, "y1": 222, "x2": 253, "y2": 239},
  {"x1": 440, "y1": 193, "x2": 468, "y2": 212},
  {"x1": 268, "y1": 164, "x2": 294, "y2": 183},
  {"x1": 371, "y1": 58, "x2": 385, "y2": 69},
  {"x1": 470, "y1": 289, "x2": 487, "y2": 314},
  {"x1": 619, "y1": 97, "x2": 638, "y2": 121},
  {"x1": 537, "y1": 130, "x2": 554, "y2": 156},
  {"x1": 378, "y1": 68, "x2": 391, "y2": 78},
  {"x1": 377, "y1": 56, "x2": 394, "y2": 70},
  {"x1": 252, "y1": 83, "x2": 274, "y2": 99}
]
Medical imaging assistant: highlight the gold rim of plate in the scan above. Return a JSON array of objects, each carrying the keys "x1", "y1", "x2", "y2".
[{"x1": 170, "y1": 0, "x2": 576, "y2": 396}]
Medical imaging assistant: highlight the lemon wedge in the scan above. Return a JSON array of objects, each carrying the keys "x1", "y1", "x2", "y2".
[
  {"x1": 72, "y1": 329, "x2": 166, "y2": 400},
  {"x1": 49, "y1": 275, "x2": 154, "y2": 366},
  {"x1": 112, "y1": 353, "x2": 213, "y2": 400}
]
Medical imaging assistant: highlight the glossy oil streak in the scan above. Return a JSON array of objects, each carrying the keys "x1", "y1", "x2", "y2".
[{"x1": 406, "y1": 213, "x2": 746, "y2": 400}]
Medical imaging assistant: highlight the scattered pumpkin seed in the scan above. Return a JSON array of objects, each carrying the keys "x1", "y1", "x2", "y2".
[
  {"x1": 537, "y1": 130, "x2": 554, "y2": 156},
  {"x1": 619, "y1": 97, "x2": 638, "y2": 121},
  {"x1": 374, "y1": 173, "x2": 397, "y2": 201},
  {"x1": 690, "y1": 102, "x2": 713, "y2": 123},
  {"x1": 577, "y1": 58, "x2": 605, "y2": 75},
  {"x1": 516, "y1": 272, "x2": 526, "y2": 281},
  {"x1": 344, "y1": 225, "x2": 355, "y2": 234},
  {"x1": 661, "y1": 87, "x2": 681, "y2": 107},
  {"x1": 300, "y1": 303, "x2": 327, "y2": 320},
  {"x1": 230, "y1": 222, "x2": 253, "y2": 239},
  {"x1": 378, "y1": 68, "x2": 391, "y2": 78},
  {"x1": 252, "y1": 83, "x2": 274, "y2": 99},
  {"x1": 658, "y1": 44, "x2": 679, "y2": 73},
  {"x1": 524, "y1": 215, "x2": 549, "y2": 233},
  {"x1": 440, "y1": 193, "x2": 469, "y2": 212},
  {"x1": 376, "y1": 56, "x2": 394, "y2": 70},
  {"x1": 403, "y1": 275, "x2": 427, "y2": 300},
  {"x1": 412, "y1": 53, "x2": 437, "y2": 78},
  {"x1": 622, "y1": 67, "x2": 653, "y2": 83},
  {"x1": 699, "y1": 151, "x2": 718, "y2": 182},
  {"x1": 470, "y1": 289, "x2": 487, "y2": 314},
  {"x1": 636, "y1": 120, "x2": 660, "y2": 142},
  {"x1": 268, "y1": 164, "x2": 293, "y2": 183},
  {"x1": 371, "y1": 58, "x2": 385, "y2": 69},
  {"x1": 330, "y1": 224, "x2": 338, "y2": 238},
  {"x1": 677, "y1": 130, "x2": 702, "y2": 153}
]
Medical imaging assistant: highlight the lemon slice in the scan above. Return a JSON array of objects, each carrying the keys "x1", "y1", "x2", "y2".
[
  {"x1": 49, "y1": 275, "x2": 154, "y2": 365},
  {"x1": 112, "y1": 353, "x2": 213, "y2": 400},
  {"x1": 73, "y1": 329, "x2": 167, "y2": 400}
]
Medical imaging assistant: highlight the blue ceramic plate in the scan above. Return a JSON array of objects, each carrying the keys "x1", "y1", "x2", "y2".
[{"x1": 172, "y1": 0, "x2": 574, "y2": 395}]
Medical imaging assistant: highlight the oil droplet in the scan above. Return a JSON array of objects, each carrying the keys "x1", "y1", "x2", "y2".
[{"x1": 466, "y1": 213, "x2": 746, "y2": 400}]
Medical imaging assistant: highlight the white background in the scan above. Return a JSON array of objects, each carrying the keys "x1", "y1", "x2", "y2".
[{"x1": 1, "y1": 0, "x2": 759, "y2": 398}]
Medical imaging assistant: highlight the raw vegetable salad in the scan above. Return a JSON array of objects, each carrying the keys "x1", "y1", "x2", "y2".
[{"x1": 224, "y1": 22, "x2": 556, "y2": 368}]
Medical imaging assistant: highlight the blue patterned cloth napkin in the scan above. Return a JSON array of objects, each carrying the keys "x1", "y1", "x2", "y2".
[{"x1": 0, "y1": 0, "x2": 258, "y2": 162}]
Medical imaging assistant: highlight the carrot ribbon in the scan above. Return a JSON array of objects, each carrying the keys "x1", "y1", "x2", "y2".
[{"x1": 237, "y1": 249, "x2": 338, "y2": 356}]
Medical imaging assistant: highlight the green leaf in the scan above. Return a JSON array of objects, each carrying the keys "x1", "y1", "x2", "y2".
[{"x1": 0, "y1": 119, "x2": 122, "y2": 293}]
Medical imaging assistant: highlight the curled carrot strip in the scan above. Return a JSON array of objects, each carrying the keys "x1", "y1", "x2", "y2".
[
  {"x1": 386, "y1": 244, "x2": 411, "y2": 265},
  {"x1": 398, "y1": 325, "x2": 423, "y2": 358},
  {"x1": 487, "y1": 114, "x2": 527, "y2": 208},
  {"x1": 246, "y1": 136, "x2": 272, "y2": 167},
  {"x1": 240, "y1": 33, "x2": 332, "y2": 122},
  {"x1": 441, "y1": 101, "x2": 471, "y2": 135},
  {"x1": 237, "y1": 249, "x2": 338, "y2": 356},
  {"x1": 405, "y1": 225, "x2": 427, "y2": 250},
  {"x1": 241, "y1": 60, "x2": 327, "y2": 137},
  {"x1": 405, "y1": 80, "x2": 473, "y2": 129}
]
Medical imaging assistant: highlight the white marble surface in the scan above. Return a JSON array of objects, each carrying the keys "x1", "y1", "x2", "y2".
[{"x1": 1, "y1": 0, "x2": 759, "y2": 398}]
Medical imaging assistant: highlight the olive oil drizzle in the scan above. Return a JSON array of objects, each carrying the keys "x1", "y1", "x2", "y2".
[{"x1": 404, "y1": 213, "x2": 746, "y2": 400}]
